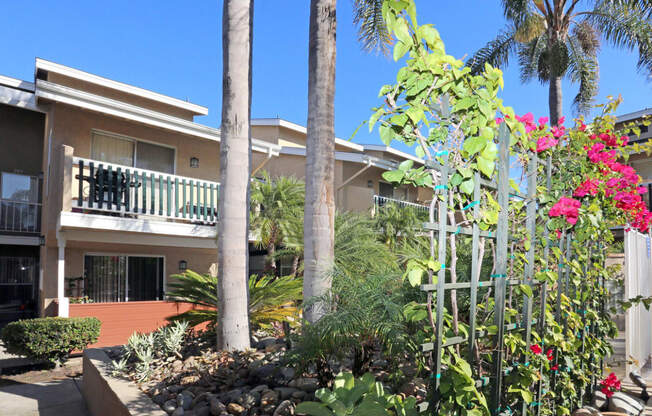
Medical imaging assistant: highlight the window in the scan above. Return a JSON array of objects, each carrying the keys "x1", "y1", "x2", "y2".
[
  {"x1": 1, "y1": 173, "x2": 39, "y2": 202},
  {"x1": 83, "y1": 255, "x2": 164, "y2": 302},
  {"x1": 91, "y1": 131, "x2": 175, "y2": 174},
  {"x1": 379, "y1": 182, "x2": 394, "y2": 198},
  {"x1": 1, "y1": 173, "x2": 41, "y2": 233}
]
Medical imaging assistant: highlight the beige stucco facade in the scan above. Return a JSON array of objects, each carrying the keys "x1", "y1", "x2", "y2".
[{"x1": 1, "y1": 59, "x2": 431, "y2": 321}]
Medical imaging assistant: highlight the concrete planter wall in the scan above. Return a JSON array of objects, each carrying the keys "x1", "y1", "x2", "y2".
[{"x1": 82, "y1": 348, "x2": 166, "y2": 416}]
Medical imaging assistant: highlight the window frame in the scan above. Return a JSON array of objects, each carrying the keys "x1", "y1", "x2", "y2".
[
  {"x1": 90, "y1": 129, "x2": 177, "y2": 174},
  {"x1": 83, "y1": 252, "x2": 166, "y2": 302}
]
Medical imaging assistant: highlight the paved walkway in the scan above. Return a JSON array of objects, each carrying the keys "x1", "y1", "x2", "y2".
[{"x1": 0, "y1": 377, "x2": 89, "y2": 416}]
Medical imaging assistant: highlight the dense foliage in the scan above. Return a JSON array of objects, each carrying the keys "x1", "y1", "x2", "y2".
[
  {"x1": 0, "y1": 317, "x2": 100, "y2": 364},
  {"x1": 166, "y1": 270, "x2": 302, "y2": 330}
]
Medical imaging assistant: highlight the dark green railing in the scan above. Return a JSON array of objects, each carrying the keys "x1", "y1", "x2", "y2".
[{"x1": 73, "y1": 157, "x2": 219, "y2": 223}]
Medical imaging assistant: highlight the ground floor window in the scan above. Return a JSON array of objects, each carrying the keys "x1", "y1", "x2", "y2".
[
  {"x1": 83, "y1": 255, "x2": 164, "y2": 302},
  {"x1": 0, "y1": 245, "x2": 39, "y2": 328}
]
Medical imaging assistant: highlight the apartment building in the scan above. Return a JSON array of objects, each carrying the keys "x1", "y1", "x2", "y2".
[{"x1": 0, "y1": 59, "x2": 429, "y2": 345}]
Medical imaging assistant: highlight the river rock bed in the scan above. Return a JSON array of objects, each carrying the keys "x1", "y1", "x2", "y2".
[{"x1": 107, "y1": 333, "x2": 425, "y2": 416}]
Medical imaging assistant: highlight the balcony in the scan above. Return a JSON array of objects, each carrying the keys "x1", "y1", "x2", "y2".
[
  {"x1": 71, "y1": 156, "x2": 219, "y2": 224},
  {"x1": 0, "y1": 172, "x2": 41, "y2": 235},
  {"x1": 372, "y1": 194, "x2": 429, "y2": 217}
]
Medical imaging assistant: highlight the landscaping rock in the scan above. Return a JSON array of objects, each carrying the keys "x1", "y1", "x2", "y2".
[
  {"x1": 274, "y1": 387, "x2": 300, "y2": 400},
  {"x1": 289, "y1": 377, "x2": 319, "y2": 392},
  {"x1": 258, "y1": 337, "x2": 278, "y2": 349},
  {"x1": 194, "y1": 404, "x2": 211, "y2": 416},
  {"x1": 250, "y1": 384, "x2": 269, "y2": 393},
  {"x1": 237, "y1": 392, "x2": 259, "y2": 409},
  {"x1": 163, "y1": 399, "x2": 178, "y2": 414},
  {"x1": 172, "y1": 408, "x2": 185, "y2": 416},
  {"x1": 172, "y1": 360, "x2": 184, "y2": 373},
  {"x1": 153, "y1": 392, "x2": 169, "y2": 406},
  {"x1": 209, "y1": 398, "x2": 227, "y2": 416},
  {"x1": 592, "y1": 389, "x2": 608, "y2": 410},
  {"x1": 608, "y1": 392, "x2": 644, "y2": 415},
  {"x1": 226, "y1": 402, "x2": 245, "y2": 415},
  {"x1": 169, "y1": 384, "x2": 184, "y2": 394},
  {"x1": 251, "y1": 363, "x2": 277, "y2": 383},
  {"x1": 181, "y1": 375, "x2": 201, "y2": 385},
  {"x1": 273, "y1": 400, "x2": 295, "y2": 416}
]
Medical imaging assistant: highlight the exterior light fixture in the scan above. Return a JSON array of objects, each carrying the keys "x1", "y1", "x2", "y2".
[
  {"x1": 367, "y1": 180, "x2": 373, "y2": 188},
  {"x1": 190, "y1": 157, "x2": 199, "y2": 168},
  {"x1": 179, "y1": 260, "x2": 188, "y2": 272}
]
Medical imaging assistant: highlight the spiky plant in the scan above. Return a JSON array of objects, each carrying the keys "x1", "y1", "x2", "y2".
[
  {"x1": 250, "y1": 171, "x2": 305, "y2": 274},
  {"x1": 468, "y1": 0, "x2": 652, "y2": 124},
  {"x1": 166, "y1": 270, "x2": 302, "y2": 329}
]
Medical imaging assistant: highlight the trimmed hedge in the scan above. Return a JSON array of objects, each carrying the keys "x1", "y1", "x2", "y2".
[{"x1": 0, "y1": 317, "x2": 101, "y2": 364}]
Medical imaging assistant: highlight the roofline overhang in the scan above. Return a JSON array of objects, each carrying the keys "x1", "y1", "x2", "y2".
[
  {"x1": 279, "y1": 146, "x2": 397, "y2": 171},
  {"x1": 35, "y1": 79, "x2": 280, "y2": 155},
  {"x1": 616, "y1": 108, "x2": 652, "y2": 124},
  {"x1": 35, "y1": 58, "x2": 209, "y2": 116},
  {"x1": 251, "y1": 118, "x2": 365, "y2": 152}
]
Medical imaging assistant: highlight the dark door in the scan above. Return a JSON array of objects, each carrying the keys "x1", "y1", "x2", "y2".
[{"x1": 0, "y1": 245, "x2": 39, "y2": 329}]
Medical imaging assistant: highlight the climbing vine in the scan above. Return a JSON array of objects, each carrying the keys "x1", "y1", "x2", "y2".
[{"x1": 370, "y1": 1, "x2": 652, "y2": 415}]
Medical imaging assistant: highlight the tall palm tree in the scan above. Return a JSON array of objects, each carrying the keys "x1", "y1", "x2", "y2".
[
  {"x1": 468, "y1": 0, "x2": 652, "y2": 125},
  {"x1": 304, "y1": 0, "x2": 338, "y2": 324},
  {"x1": 217, "y1": 0, "x2": 253, "y2": 351},
  {"x1": 303, "y1": 0, "x2": 391, "y2": 324},
  {"x1": 250, "y1": 172, "x2": 304, "y2": 275}
]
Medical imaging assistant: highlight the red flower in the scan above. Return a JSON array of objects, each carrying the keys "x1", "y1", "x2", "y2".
[
  {"x1": 601, "y1": 386, "x2": 614, "y2": 398},
  {"x1": 530, "y1": 344, "x2": 542, "y2": 354},
  {"x1": 546, "y1": 349, "x2": 554, "y2": 361},
  {"x1": 549, "y1": 197, "x2": 581, "y2": 225},
  {"x1": 551, "y1": 364, "x2": 558, "y2": 371}
]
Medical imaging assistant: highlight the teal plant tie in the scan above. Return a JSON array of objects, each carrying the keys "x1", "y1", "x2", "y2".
[
  {"x1": 478, "y1": 281, "x2": 483, "y2": 287},
  {"x1": 463, "y1": 200, "x2": 479, "y2": 210},
  {"x1": 491, "y1": 274, "x2": 507, "y2": 278},
  {"x1": 524, "y1": 361, "x2": 530, "y2": 367},
  {"x1": 435, "y1": 150, "x2": 448, "y2": 156},
  {"x1": 436, "y1": 373, "x2": 441, "y2": 379},
  {"x1": 454, "y1": 226, "x2": 461, "y2": 235},
  {"x1": 435, "y1": 184, "x2": 448, "y2": 190},
  {"x1": 510, "y1": 254, "x2": 515, "y2": 259},
  {"x1": 530, "y1": 402, "x2": 540, "y2": 407},
  {"x1": 440, "y1": 264, "x2": 446, "y2": 269}
]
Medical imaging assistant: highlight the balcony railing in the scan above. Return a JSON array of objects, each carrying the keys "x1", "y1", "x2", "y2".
[
  {"x1": 372, "y1": 194, "x2": 429, "y2": 215},
  {"x1": 72, "y1": 157, "x2": 220, "y2": 224},
  {"x1": 0, "y1": 200, "x2": 41, "y2": 233}
]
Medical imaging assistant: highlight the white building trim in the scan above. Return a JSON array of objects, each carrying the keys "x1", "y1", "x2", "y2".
[
  {"x1": 0, "y1": 84, "x2": 44, "y2": 113},
  {"x1": 616, "y1": 108, "x2": 652, "y2": 124},
  {"x1": 251, "y1": 118, "x2": 365, "y2": 152},
  {"x1": 35, "y1": 58, "x2": 208, "y2": 115},
  {"x1": 0, "y1": 75, "x2": 35, "y2": 92},
  {"x1": 362, "y1": 144, "x2": 424, "y2": 164},
  {"x1": 35, "y1": 80, "x2": 280, "y2": 155},
  {"x1": 279, "y1": 146, "x2": 397, "y2": 171},
  {"x1": 0, "y1": 235, "x2": 41, "y2": 246}
]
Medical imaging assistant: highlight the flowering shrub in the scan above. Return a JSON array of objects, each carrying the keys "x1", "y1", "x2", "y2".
[{"x1": 599, "y1": 373, "x2": 622, "y2": 398}]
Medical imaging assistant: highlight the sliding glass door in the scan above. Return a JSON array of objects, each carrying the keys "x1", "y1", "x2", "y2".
[{"x1": 84, "y1": 255, "x2": 164, "y2": 302}]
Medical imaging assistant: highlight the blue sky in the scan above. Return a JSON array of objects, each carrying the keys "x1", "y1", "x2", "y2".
[{"x1": 2, "y1": 1, "x2": 650, "y2": 156}]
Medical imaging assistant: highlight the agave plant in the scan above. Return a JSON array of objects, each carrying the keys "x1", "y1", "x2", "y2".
[{"x1": 166, "y1": 270, "x2": 302, "y2": 329}]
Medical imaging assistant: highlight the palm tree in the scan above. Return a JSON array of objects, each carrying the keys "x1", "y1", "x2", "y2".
[
  {"x1": 303, "y1": 0, "x2": 391, "y2": 324},
  {"x1": 250, "y1": 172, "x2": 305, "y2": 275},
  {"x1": 468, "y1": 0, "x2": 652, "y2": 125},
  {"x1": 217, "y1": 0, "x2": 253, "y2": 351}
]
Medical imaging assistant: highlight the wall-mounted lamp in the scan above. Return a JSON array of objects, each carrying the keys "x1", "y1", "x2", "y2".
[
  {"x1": 190, "y1": 157, "x2": 199, "y2": 168},
  {"x1": 367, "y1": 180, "x2": 374, "y2": 188},
  {"x1": 179, "y1": 260, "x2": 188, "y2": 272}
]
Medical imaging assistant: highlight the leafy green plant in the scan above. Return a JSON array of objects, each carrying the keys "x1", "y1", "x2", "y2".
[
  {"x1": 0, "y1": 317, "x2": 100, "y2": 364},
  {"x1": 166, "y1": 270, "x2": 302, "y2": 329},
  {"x1": 296, "y1": 372, "x2": 419, "y2": 416}
]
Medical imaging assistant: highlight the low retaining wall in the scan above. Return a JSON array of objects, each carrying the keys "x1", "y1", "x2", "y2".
[
  {"x1": 82, "y1": 348, "x2": 166, "y2": 416},
  {"x1": 70, "y1": 301, "x2": 208, "y2": 347}
]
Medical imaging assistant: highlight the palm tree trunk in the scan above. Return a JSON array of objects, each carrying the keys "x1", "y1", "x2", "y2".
[
  {"x1": 217, "y1": 0, "x2": 253, "y2": 351},
  {"x1": 548, "y1": 76, "x2": 563, "y2": 126},
  {"x1": 291, "y1": 255, "x2": 300, "y2": 276},
  {"x1": 303, "y1": 0, "x2": 337, "y2": 324},
  {"x1": 266, "y1": 241, "x2": 277, "y2": 275}
]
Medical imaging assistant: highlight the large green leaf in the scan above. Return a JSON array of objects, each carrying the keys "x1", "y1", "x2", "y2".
[{"x1": 295, "y1": 402, "x2": 335, "y2": 416}]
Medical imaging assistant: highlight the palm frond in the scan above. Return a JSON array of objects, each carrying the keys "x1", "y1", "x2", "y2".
[
  {"x1": 514, "y1": 13, "x2": 546, "y2": 43},
  {"x1": 572, "y1": 21, "x2": 601, "y2": 55},
  {"x1": 567, "y1": 35, "x2": 600, "y2": 115},
  {"x1": 352, "y1": 0, "x2": 392, "y2": 56},
  {"x1": 166, "y1": 271, "x2": 302, "y2": 329},
  {"x1": 586, "y1": 0, "x2": 652, "y2": 76},
  {"x1": 501, "y1": 0, "x2": 533, "y2": 25},
  {"x1": 467, "y1": 25, "x2": 518, "y2": 74},
  {"x1": 517, "y1": 35, "x2": 548, "y2": 83}
]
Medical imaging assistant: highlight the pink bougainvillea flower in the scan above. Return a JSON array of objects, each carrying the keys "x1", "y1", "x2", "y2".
[
  {"x1": 536, "y1": 135, "x2": 558, "y2": 153},
  {"x1": 530, "y1": 344, "x2": 542, "y2": 354},
  {"x1": 551, "y1": 125, "x2": 566, "y2": 138},
  {"x1": 556, "y1": 230, "x2": 562, "y2": 239},
  {"x1": 638, "y1": 187, "x2": 648, "y2": 194},
  {"x1": 538, "y1": 116, "x2": 548, "y2": 127},
  {"x1": 495, "y1": 117, "x2": 504, "y2": 125},
  {"x1": 577, "y1": 120, "x2": 587, "y2": 131},
  {"x1": 573, "y1": 179, "x2": 601, "y2": 197},
  {"x1": 549, "y1": 197, "x2": 581, "y2": 225},
  {"x1": 558, "y1": 116, "x2": 565, "y2": 125}
]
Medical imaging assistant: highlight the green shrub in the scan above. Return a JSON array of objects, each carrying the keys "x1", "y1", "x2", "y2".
[{"x1": 0, "y1": 317, "x2": 101, "y2": 364}]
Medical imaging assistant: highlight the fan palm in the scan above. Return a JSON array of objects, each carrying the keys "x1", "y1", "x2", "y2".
[
  {"x1": 250, "y1": 171, "x2": 305, "y2": 274},
  {"x1": 468, "y1": 0, "x2": 652, "y2": 125}
]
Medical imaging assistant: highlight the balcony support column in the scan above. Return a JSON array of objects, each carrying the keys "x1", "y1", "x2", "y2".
[{"x1": 56, "y1": 231, "x2": 68, "y2": 317}]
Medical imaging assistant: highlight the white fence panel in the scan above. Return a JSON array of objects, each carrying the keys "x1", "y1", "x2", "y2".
[{"x1": 624, "y1": 229, "x2": 652, "y2": 374}]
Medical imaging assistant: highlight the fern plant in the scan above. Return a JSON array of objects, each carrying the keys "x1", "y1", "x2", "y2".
[{"x1": 166, "y1": 270, "x2": 302, "y2": 329}]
